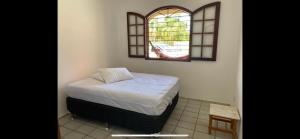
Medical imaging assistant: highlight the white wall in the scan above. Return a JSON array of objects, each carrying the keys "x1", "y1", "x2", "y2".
[
  {"x1": 58, "y1": 0, "x2": 118, "y2": 117},
  {"x1": 111, "y1": 0, "x2": 243, "y2": 104}
]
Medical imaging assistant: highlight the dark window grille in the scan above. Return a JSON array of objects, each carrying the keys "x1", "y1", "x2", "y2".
[{"x1": 126, "y1": 2, "x2": 221, "y2": 61}]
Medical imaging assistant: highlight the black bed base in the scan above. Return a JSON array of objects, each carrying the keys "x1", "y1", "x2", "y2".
[{"x1": 66, "y1": 93, "x2": 179, "y2": 133}]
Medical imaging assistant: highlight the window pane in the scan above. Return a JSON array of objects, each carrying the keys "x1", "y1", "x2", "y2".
[
  {"x1": 130, "y1": 36, "x2": 136, "y2": 45},
  {"x1": 193, "y1": 10, "x2": 203, "y2": 20},
  {"x1": 130, "y1": 47, "x2": 136, "y2": 55},
  {"x1": 193, "y1": 22, "x2": 203, "y2": 33},
  {"x1": 147, "y1": 8, "x2": 190, "y2": 60},
  {"x1": 137, "y1": 36, "x2": 144, "y2": 45},
  {"x1": 137, "y1": 25, "x2": 144, "y2": 35},
  {"x1": 205, "y1": 6, "x2": 216, "y2": 19},
  {"x1": 130, "y1": 26, "x2": 136, "y2": 35},
  {"x1": 203, "y1": 34, "x2": 213, "y2": 45},
  {"x1": 137, "y1": 17, "x2": 144, "y2": 24},
  {"x1": 192, "y1": 34, "x2": 202, "y2": 45},
  {"x1": 202, "y1": 47, "x2": 213, "y2": 58},
  {"x1": 138, "y1": 47, "x2": 144, "y2": 55},
  {"x1": 204, "y1": 21, "x2": 214, "y2": 32},
  {"x1": 191, "y1": 47, "x2": 201, "y2": 57},
  {"x1": 129, "y1": 15, "x2": 136, "y2": 24}
]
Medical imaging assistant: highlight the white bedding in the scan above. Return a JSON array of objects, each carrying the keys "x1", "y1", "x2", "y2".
[{"x1": 65, "y1": 72, "x2": 180, "y2": 116}]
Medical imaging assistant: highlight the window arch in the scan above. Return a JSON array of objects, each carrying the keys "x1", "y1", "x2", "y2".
[
  {"x1": 145, "y1": 6, "x2": 192, "y2": 61},
  {"x1": 127, "y1": 2, "x2": 221, "y2": 61}
]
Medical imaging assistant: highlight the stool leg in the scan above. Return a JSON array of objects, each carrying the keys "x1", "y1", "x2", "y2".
[
  {"x1": 208, "y1": 115, "x2": 212, "y2": 134},
  {"x1": 232, "y1": 120, "x2": 237, "y2": 139}
]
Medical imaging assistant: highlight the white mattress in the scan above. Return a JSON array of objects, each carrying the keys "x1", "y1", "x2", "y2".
[{"x1": 65, "y1": 72, "x2": 180, "y2": 116}]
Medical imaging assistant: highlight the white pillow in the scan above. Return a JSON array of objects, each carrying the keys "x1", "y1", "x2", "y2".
[
  {"x1": 90, "y1": 72, "x2": 104, "y2": 82},
  {"x1": 97, "y1": 68, "x2": 134, "y2": 83}
]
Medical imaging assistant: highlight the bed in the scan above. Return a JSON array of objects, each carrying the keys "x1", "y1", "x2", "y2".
[{"x1": 65, "y1": 72, "x2": 180, "y2": 133}]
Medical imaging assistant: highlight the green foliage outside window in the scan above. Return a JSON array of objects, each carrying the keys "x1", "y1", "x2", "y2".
[{"x1": 149, "y1": 16, "x2": 190, "y2": 46}]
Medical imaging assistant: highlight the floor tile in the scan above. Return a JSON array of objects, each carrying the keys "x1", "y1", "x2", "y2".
[
  {"x1": 85, "y1": 121, "x2": 108, "y2": 130},
  {"x1": 177, "y1": 101, "x2": 187, "y2": 106},
  {"x1": 76, "y1": 124, "x2": 97, "y2": 134},
  {"x1": 184, "y1": 107, "x2": 199, "y2": 113},
  {"x1": 59, "y1": 98, "x2": 227, "y2": 139},
  {"x1": 188, "y1": 100, "x2": 201, "y2": 105},
  {"x1": 198, "y1": 113, "x2": 209, "y2": 120},
  {"x1": 181, "y1": 111, "x2": 198, "y2": 118},
  {"x1": 200, "y1": 107, "x2": 210, "y2": 112},
  {"x1": 196, "y1": 119, "x2": 209, "y2": 126},
  {"x1": 111, "y1": 125, "x2": 133, "y2": 134},
  {"x1": 173, "y1": 109, "x2": 184, "y2": 115},
  {"x1": 193, "y1": 131, "x2": 214, "y2": 139},
  {"x1": 177, "y1": 121, "x2": 196, "y2": 130},
  {"x1": 166, "y1": 118, "x2": 179, "y2": 126},
  {"x1": 170, "y1": 113, "x2": 181, "y2": 120},
  {"x1": 215, "y1": 131, "x2": 232, "y2": 139},
  {"x1": 84, "y1": 136, "x2": 96, "y2": 139},
  {"x1": 199, "y1": 109, "x2": 209, "y2": 114},
  {"x1": 161, "y1": 123, "x2": 176, "y2": 133},
  {"x1": 60, "y1": 126, "x2": 72, "y2": 136},
  {"x1": 63, "y1": 131, "x2": 86, "y2": 139},
  {"x1": 89, "y1": 129, "x2": 110, "y2": 139},
  {"x1": 180, "y1": 115, "x2": 197, "y2": 124},
  {"x1": 173, "y1": 127, "x2": 194, "y2": 137},
  {"x1": 174, "y1": 107, "x2": 185, "y2": 112},
  {"x1": 200, "y1": 106, "x2": 210, "y2": 112},
  {"x1": 186, "y1": 103, "x2": 201, "y2": 109},
  {"x1": 59, "y1": 114, "x2": 72, "y2": 126},
  {"x1": 195, "y1": 125, "x2": 208, "y2": 133},
  {"x1": 64, "y1": 120, "x2": 84, "y2": 130},
  {"x1": 178, "y1": 99, "x2": 188, "y2": 103}
]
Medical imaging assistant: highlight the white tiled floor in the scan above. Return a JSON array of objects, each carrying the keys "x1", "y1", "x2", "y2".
[{"x1": 59, "y1": 97, "x2": 234, "y2": 139}]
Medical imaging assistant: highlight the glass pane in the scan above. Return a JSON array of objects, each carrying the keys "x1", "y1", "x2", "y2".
[
  {"x1": 193, "y1": 21, "x2": 203, "y2": 33},
  {"x1": 137, "y1": 36, "x2": 144, "y2": 45},
  {"x1": 138, "y1": 47, "x2": 144, "y2": 55},
  {"x1": 202, "y1": 47, "x2": 213, "y2": 58},
  {"x1": 129, "y1": 15, "x2": 136, "y2": 24},
  {"x1": 147, "y1": 8, "x2": 191, "y2": 59},
  {"x1": 192, "y1": 34, "x2": 202, "y2": 45},
  {"x1": 137, "y1": 17, "x2": 144, "y2": 24},
  {"x1": 130, "y1": 36, "x2": 136, "y2": 45},
  {"x1": 204, "y1": 21, "x2": 214, "y2": 32},
  {"x1": 130, "y1": 26, "x2": 136, "y2": 35},
  {"x1": 191, "y1": 47, "x2": 201, "y2": 57},
  {"x1": 203, "y1": 34, "x2": 213, "y2": 45},
  {"x1": 137, "y1": 25, "x2": 144, "y2": 35},
  {"x1": 193, "y1": 10, "x2": 203, "y2": 20},
  {"x1": 205, "y1": 6, "x2": 216, "y2": 19},
  {"x1": 130, "y1": 47, "x2": 136, "y2": 55}
]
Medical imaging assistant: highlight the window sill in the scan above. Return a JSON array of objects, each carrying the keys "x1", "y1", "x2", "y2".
[{"x1": 145, "y1": 57, "x2": 191, "y2": 62}]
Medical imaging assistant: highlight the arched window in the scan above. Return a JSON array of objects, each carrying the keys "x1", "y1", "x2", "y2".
[
  {"x1": 146, "y1": 6, "x2": 191, "y2": 61},
  {"x1": 127, "y1": 2, "x2": 221, "y2": 61}
]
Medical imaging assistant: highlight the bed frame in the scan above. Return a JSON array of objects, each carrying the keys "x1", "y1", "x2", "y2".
[{"x1": 66, "y1": 92, "x2": 179, "y2": 133}]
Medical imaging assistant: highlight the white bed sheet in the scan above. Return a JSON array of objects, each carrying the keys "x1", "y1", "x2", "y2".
[{"x1": 65, "y1": 72, "x2": 180, "y2": 116}]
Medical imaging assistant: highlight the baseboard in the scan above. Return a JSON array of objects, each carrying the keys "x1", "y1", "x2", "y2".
[
  {"x1": 179, "y1": 96, "x2": 230, "y2": 106},
  {"x1": 58, "y1": 111, "x2": 70, "y2": 119}
]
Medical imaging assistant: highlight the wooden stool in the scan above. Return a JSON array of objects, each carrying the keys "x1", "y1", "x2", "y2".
[{"x1": 208, "y1": 104, "x2": 240, "y2": 139}]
